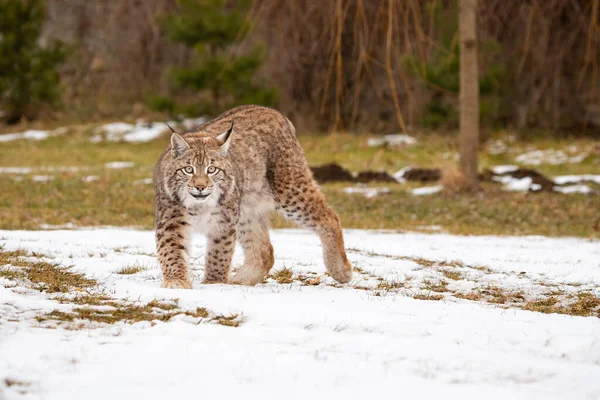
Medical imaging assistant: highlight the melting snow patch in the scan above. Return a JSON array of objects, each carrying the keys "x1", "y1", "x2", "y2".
[
  {"x1": 515, "y1": 149, "x2": 588, "y2": 165},
  {"x1": 492, "y1": 165, "x2": 519, "y2": 174},
  {"x1": 1, "y1": 229, "x2": 600, "y2": 399},
  {"x1": 393, "y1": 166, "x2": 412, "y2": 183},
  {"x1": 181, "y1": 117, "x2": 207, "y2": 131},
  {"x1": 105, "y1": 161, "x2": 135, "y2": 169},
  {"x1": 344, "y1": 186, "x2": 390, "y2": 198},
  {"x1": 488, "y1": 140, "x2": 509, "y2": 154},
  {"x1": 134, "y1": 178, "x2": 153, "y2": 185},
  {"x1": 554, "y1": 175, "x2": 600, "y2": 185},
  {"x1": 367, "y1": 134, "x2": 417, "y2": 147},
  {"x1": 81, "y1": 175, "x2": 99, "y2": 183},
  {"x1": 31, "y1": 175, "x2": 55, "y2": 182},
  {"x1": 93, "y1": 121, "x2": 168, "y2": 143},
  {"x1": 554, "y1": 185, "x2": 592, "y2": 194},
  {"x1": 495, "y1": 176, "x2": 541, "y2": 192},
  {"x1": 0, "y1": 167, "x2": 34, "y2": 174},
  {"x1": 0, "y1": 129, "x2": 50, "y2": 142},
  {"x1": 411, "y1": 185, "x2": 442, "y2": 196}
]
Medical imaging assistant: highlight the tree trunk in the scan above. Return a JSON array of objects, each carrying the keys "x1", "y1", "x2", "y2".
[{"x1": 459, "y1": 0, "x2": 479, "y2": 189}]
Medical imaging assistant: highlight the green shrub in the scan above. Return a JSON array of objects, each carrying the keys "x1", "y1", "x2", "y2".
[
  {"x1": 156, "y1": 0, "x2": 277, "y2": 116},
  {"x1": 404, "y1": 1, "x2": 505, "y2": 130},
  {"x1": 0, "y1": 0, "x2": 68, "y2": 123}
]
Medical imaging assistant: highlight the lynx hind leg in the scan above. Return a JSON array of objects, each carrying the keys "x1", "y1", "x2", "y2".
[
  {"x1": 230, "y1": 215, "x2": 274, "y2": 285},
  {"x1": 275, "y1": 168, "x2": 352, "y2": 283}
]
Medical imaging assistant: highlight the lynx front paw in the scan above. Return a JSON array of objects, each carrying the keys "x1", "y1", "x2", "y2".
[
  {"x1": 161, "y1": 278, "x2": 193, "y2": 289},
  {"x1": 230, "y1": 266, "x2": 268, "y2": 286},
  {"x1": 329, "y1": 261, "x2": 353, "y2": 284}
]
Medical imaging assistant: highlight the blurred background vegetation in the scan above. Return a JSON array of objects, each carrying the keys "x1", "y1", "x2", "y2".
[
  {"x1": 1, "y1": 0, "x2": 599, "y2": 135},
  {"x1": 0, "y1": 0, "x2": 598, "y2": 237}
]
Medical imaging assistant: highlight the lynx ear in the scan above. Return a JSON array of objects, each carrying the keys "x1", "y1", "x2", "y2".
[
  {"x1": 170, "y1": 132, "x2": 190, "y2": 158},
  {"x1": 215, "y1": 119, "x2": 234, "y2": 155}
]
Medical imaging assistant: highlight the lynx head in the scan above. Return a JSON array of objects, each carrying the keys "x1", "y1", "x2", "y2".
[{"x1": 163, "y1": 120, "x2": 235, "y2": 208}]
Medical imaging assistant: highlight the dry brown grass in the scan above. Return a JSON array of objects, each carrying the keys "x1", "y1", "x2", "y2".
[
  {"x1": 441, "y1": 269, "x2": 464, "y2": 280},
  {"x1": 441, "y1": 165, "x2": 476, "y2": 194},
  {"x1": 115, "y1": 264, "x2": 148, "y2": 275},
  {"x1": 0, "y1": 249, "x2": 95, "y2": 293},
  {"x1": 412, "y1": 293, "x2": 444, "y2": 301},
  {"x1": 422, "y1": 279, "x2": 449, "y2": 293},
  {"x1": 0, "y1": 249, "x2": 240, "y2": 328},
  {"x1": 38, "y1": 302, "x2": 210, "y2": 325},
  {"x1": 271, "y1": 267, "x2": 294, "y2": 284},
  {"x1": 454, "y1": 291, "x2": 483, "y2": 301}
]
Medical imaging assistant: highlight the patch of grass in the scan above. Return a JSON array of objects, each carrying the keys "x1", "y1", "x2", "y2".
[
  {"x1": 0, "y1": 249, "x2": 95, "y2": 292},
  {"x1": 412, "y1": 293, "x2": 444, "y2": 301},
  {"x1": 0, "y1": 130, "x2": 598, "y2": 237},
  {"x1": 441, "y1": 269, "x2": 463, "y2": 280},
  {"x1": 271, "y1": 267, "x2": 294, "y2": 284},
  {"x1": 481, "y1": 286, "x2": 526, "y2": 304},
  {"x1": 0, "y1": 267, "x2": 25, "y2": 280},
  {"x1": 422, "y1": 279, "x2": 449, "y2": 293},
  {"x1": 212, "y1": 314, "x2": 242, "y2": 327},
  {"x1": 297, "y1": 274, "x2": 321, "y2": 286},
  {"x1": 566, "y1": 293, "x2": 600, "y2": 317},
  {"x1": 56, "y1": 294, "x2": 114, "y2": 306},
  {"x1": 38, "y1": 301, "x2": 212, "y2": 325},
  {"x1": 454, "y1": 291, "x2": 483, "y2": 301},
  {"x1": 115, "y1": 264, "x2": 147, "y2": 275},
  {"x1": 4, "y1": 378, "x2": 30, "y2": 388},
  {"x1": 522, "y1": 293, "x2": 600, "y2": 317},
  {"x1": 522, "y1": 297, "x2": 559, "y2": 313},
  {"x1": 0, "y1": 248, "x2": 235, "y2": 328},
  {"x1": 377, "y1": 279, "x2": 404, "y2": 290}
]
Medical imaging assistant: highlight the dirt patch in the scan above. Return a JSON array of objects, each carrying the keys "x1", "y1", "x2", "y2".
[
  {"x1": 310, "y1": 163, "x2": 430, "y2": 183},
  {"x1": 481, "y1": 168, "x2": 556, "y2": 192},
  {"x1": 355, "y1": 171, "x2": 397, "y2": 183},
  {"x1": 403, "y1": 168, "x2": 441, "y2": 182},
  {"x1": 310, "y1": 163, "x2": 354, "y2": 183}
]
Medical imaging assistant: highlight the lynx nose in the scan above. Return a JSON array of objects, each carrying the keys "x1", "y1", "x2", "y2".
[{"x1": 195, "y1": 184, "x2": 206, "y2": 191}]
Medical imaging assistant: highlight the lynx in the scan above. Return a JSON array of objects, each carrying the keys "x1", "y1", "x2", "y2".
[{"x1": 154, "y1": 105, "x2": 352, "y2": 288}]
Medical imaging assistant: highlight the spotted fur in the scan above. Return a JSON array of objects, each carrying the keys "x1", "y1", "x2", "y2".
[{"x1": 154, "y1": 105, "x2": 352, "y2": 288}]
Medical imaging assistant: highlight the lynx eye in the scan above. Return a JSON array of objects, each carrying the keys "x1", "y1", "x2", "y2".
[
  {"x1": 206, "y1": 165, "x2": 218, "y2": 174},
  {"x1": 182, "y1": 166, "x2": 194, "y2": 175}
]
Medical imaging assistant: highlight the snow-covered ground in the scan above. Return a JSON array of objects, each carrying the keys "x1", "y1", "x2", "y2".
[{"x1": 1, "y1": 229, "x2": 599, "y2": 399}]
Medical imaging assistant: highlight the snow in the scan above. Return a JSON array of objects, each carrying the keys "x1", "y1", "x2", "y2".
[
  {"x1": 81, "y1": 175, "x2": 99, "y2": 183},
  {"x1": 104, "y1": 161, "x2": 135, "y2": 169},
  {"x1": 392, "y1": 166, "x2": 412, "y2": 183},
  {"x1": 93, "y1": 121, "x2": 167, "y2": 143},
  {"x1": 515, "y1": 149, "x2": 588, "y2": 165},
  {"x1": 343, "y1": 186, "x2": 390, "y2": 198},
  {"x1": 181, "y1": 117, "x2": 207, "y2": 131},
  {"x1": 492, "y1": 176, "x2": 541, "y2": 192},
  {"x1": 411, "y1": 185, "x2": 442, "y2": 195},
  {"x1": 491, "y1": 172, "x2": 596, "y2": 194},
  {"x1": 554, "y1": 185, "x2": 593, "y2": 194},
  {"x1": 0, "y1": 167, "x2": 33, "y2": 174},
  {"x1": 92, "y1": 117, "x2": 207, "y2": 143},
  {"x1": 0, "y1": 228, "x2": 599, "y2": 399},
  {"x1": 487, "y1": 139, "x2": 508, "y2": 154},
  {"x1": 31, "y1": 175, "x2": 55, "y2": 182},
  {"x1": 133, "y1": 178, "x2": 153, "y2": 185},
  {"x1": 554, "y1": 175, "x2": 600, "y2": 185},
  {"x1": 491, "y1": 165, "x2": 519, "y2": 174},
  {"x1": 0, "y1": 130, "x2": 50, "y2": 142},
  {"x1": 367, "y1": 134, "x2": 417, "y2": 147}
]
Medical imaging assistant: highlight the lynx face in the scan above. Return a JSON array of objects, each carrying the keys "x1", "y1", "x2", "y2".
[{"x1": 163, "y1": 123, "x2": 234, "y2": 208}]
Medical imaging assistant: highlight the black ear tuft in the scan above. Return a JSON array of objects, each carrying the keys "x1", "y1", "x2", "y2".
[{"x1": 166, "y1": 123, "x2": 177, "y2": 134}]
